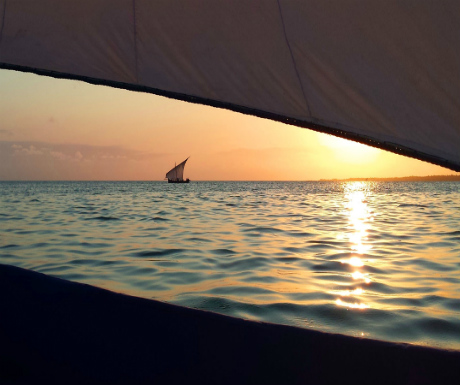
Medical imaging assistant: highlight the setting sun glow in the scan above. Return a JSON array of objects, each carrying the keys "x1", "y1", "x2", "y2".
[
  {"x1": 319, "y1": 134, "x2": 379, "y2": 164},
  {"x1": 0, "y1": 70, "x2": 456, "y2": 181}
]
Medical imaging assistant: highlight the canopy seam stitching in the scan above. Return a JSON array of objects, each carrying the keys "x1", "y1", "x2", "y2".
[
  {"x1": 0, "y1": 0, "x2": 7, "y2": 53},
  {"x1": 133, "y1": 0, "x2": 139, "y2": 83},
  {"x1": 276, "y1": 0, "x2": 311, "y2": 118}
]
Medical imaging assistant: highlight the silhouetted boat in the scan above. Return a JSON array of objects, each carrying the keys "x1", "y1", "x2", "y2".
[{"x1": 165, "y1": 157, "x2": 190, "y2": 183}]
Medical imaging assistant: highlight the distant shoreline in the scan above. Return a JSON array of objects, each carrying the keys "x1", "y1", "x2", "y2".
[
  {"x1": 318, "y1": 175, "x2": 460, "y2": 182},
  {"x1": 0, "y1": 175, "x2": 459, "y2": 182}
]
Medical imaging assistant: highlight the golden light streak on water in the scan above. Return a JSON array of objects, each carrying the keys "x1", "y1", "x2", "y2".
[
  {"x1": 335, "y1": 299, "x2": 369, "y2": 309},
  {"x1": 351, "y1": 271, "x2": 371, "y2": 284},
  {"x1": 334, "y1": 288, "x2": 364, "y2": 297},
  {"x1": 340, "y1": 256, "x2": 364, "y2": 267},
  {"x1": 344, "y1": 183, "x2": 374, "y2": 256},
  {"x1": 336, "y1": 182, "x2": 374, "y2": 308}
]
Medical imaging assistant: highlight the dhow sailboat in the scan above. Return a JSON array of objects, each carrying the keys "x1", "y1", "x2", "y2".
[{"x1": 165, "y1": 157, "x2": 190, "y2": 183}]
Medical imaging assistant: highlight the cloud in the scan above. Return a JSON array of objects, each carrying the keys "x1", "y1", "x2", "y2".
[
  {"x1": 3, "y1": 141, "x2": 162, "y2": 162},
  {"x1": 12, "y1": 144, "x2": 44, "y2": 156},
  {"x1": 0, "y1": 129, "x2": 13, "y2": 137},
  {"x1": 50, "y1": 151, "x2": 72, "y2": 161},
  {"x1": 99, "y1": 154, "x2": 128, "y2": 160},
  {"x1": 49, "y1": 150, "x2": 83, "y2": 162},
  {"x1": 0, "y1": 140, "x2": 166, "y2": 180}
]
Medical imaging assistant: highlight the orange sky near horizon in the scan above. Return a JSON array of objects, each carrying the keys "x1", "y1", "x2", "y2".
[{"x1": 0, "y1": 69, "x2": 456, "y2": 181}]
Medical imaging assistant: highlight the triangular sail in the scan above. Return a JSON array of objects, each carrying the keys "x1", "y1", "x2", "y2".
[
  {"x1": 166, "y1": 158, "x2": 188, "y2": 181},
  {"x1": 1, "y1": 1, "x2": 459, "y2": 170}
]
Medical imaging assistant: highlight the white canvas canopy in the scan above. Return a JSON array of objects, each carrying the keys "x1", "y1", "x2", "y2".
[{"x1": 1, "y1": 0, "x2": 459, "y2": 170}]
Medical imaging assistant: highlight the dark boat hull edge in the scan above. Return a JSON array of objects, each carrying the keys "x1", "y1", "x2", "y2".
[{"x1": 168, "y1": 179, "x2": 190, "y2": 183}]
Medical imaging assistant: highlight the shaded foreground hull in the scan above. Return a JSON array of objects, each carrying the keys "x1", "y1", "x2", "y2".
[
  {"x1": 0, "y1": 264, "x2": 459, "y2": 385},
  {"x1": 167, "y1": 179, "x2": 190, "y2": 183}
]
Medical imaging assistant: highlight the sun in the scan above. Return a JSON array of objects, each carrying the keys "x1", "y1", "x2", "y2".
[{"x1": 318, "y1": 134, "x2": 380, "y2": 164}]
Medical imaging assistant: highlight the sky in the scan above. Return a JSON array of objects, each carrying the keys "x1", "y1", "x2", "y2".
[{"x1": 0, "y1": 69, "x2": 456, "y2": 181}]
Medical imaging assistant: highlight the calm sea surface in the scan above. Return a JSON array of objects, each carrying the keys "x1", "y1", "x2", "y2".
[{"x1": 1, "y1": 181, "x2": 459, "y2": 350}]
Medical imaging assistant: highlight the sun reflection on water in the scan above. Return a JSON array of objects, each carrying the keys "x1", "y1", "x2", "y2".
[
  {"x1": 336, "y1": 299, "x2": 369, "y2": 309},
  {"x1": 340, "y1": 256, "x2": 364, "y2": 267},
  {"x1": 336, "y1": 288, "x2": 364, "y2": 296},
  {"x1": 336, "y1": 182, "x2": 374, "y2": 310}
]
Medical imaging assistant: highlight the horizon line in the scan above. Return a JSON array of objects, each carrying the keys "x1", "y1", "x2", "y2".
[{"x1": 1, "y1": 174, "x2": 459, "y2": 183}]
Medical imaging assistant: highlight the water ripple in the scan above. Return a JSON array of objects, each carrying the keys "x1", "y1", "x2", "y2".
[{"x1": 1, "y1": 180, "x2": 459, "y2": 350}]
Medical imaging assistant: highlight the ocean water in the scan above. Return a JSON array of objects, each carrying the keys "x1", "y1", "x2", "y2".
[{"x1": 1, "y1": 181, "x2": 459, "y2": 350}]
